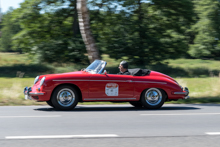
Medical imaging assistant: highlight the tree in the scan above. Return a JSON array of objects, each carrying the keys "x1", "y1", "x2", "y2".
[
  {"x1": 0, "y1": 7, "x2": 21, "y2": 52},
  {"x1": 189, "y1": 0, "x2": 220, "y2": 59},
  {"x1": 90, "y1": 0, "x2": 195, "y2": 65},
  {"x1": 12, "y1": 0, "x2": 89, "y2": 64},
  {"x1": 9, "y1": 0, "x2": 196, "y2": 65},
  {"x1": 77, "y1": 0, "x2": 100, "y2": 63}
]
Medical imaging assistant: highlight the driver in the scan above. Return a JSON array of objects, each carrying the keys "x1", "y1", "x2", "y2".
[{"x1": 118, "y1": 61, "x2": 130, "y2": 75}]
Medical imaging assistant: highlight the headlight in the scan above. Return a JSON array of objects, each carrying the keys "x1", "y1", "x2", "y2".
[
  {"x1": 34, "y1": 76, "x2": 39, "y2": 84},
  {"x1": 40, "y1": 76, "x2": 46, "y2": 86}
]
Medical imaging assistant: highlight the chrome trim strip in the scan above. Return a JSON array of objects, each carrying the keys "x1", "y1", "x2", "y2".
[
  {"x1": 29, "y1": 93, "x2": 44, "y2": 95},
  {"x1": 53, "y1": 80, "x2": 88, "y2": 82},
  {"x1": 84, "y1": 98, "x2": 136, "y2": 100},
  {"x1": 53, "y1": 80, "x2": 128, "y2": 82},
  {"x1": 53, "y1": 80, "x2": 166, "y2": 84},
  {"x1": 174, "y1": 92, "x2": 188, "y2": 95},
  {"x1": 92, "y1": 80, "x2": 128, "y2": 82},
  {"x1": 134, "y1": 81, "x2": 167, "y2": 84}
]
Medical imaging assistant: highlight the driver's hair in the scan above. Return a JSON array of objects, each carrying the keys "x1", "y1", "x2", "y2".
[{"x1": 120, "y1": 61, "x2": 128, "y2": 69}]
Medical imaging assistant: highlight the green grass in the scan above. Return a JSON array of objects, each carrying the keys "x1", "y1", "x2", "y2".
[
  {"x1": 174, "y1": 77, "x2": 220, "y2": 104},
  {"x1": 0, "y1": 78, "x2": 46, "y2": 106},
  {"x1": 166, "y1": 58, "x2": 220, "y2": 70},
  {"x1": 163, "y1": 58, "x2": 220, "y2": 78},
  {"x1": 0, "y1": 52, "x2": 32, "y2": 66},
  {"x1": 176, "y1": 77, "x2": 220, "y2": 97}
]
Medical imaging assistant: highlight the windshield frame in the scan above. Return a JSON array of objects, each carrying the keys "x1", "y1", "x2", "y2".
[{"x1": 85, "y1": 60, "x2": 107, "y2": 74}]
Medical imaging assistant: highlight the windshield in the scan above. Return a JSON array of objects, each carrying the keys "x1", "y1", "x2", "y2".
[{"x1": 85, "y1": 60, "x2": 107, "y2": 74}]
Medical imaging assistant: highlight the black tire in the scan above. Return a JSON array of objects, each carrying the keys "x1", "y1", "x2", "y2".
[
  {"x1": 46, "y1": 100, "x2": 54, "y2": 108},
  {"x1": 129, "y1": 101, "x2": 143, "y2": 107},
  {"x1": 141, "y1": 88, "x2": 166, "y2": 109},
  {"x1": 51, "y1": 85, "x2": 79, "y2": 110}
]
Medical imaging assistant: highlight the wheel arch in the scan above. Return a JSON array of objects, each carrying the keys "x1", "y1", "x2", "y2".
[{"x1": 50, "y1": 83, "x2": 83, "y2": 102}]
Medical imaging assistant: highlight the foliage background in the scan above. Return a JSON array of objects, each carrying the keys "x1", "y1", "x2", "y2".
[{"x1": 0, "y1": 0, "x2": 210, "y2": 65}]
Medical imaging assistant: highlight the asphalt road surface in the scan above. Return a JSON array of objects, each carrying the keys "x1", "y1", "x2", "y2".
[{"x1": 0, "y1": 104, "x2": 220, "y2": 147}]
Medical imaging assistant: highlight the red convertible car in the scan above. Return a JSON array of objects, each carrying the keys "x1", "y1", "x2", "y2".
[{"x1": 24, "y1": 60, "x2": 189, "y2": 110}]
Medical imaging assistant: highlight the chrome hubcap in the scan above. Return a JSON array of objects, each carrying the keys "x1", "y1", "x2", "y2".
[
  {"x1": 57, "y1": 88, "x2": 75, "y2": 107},
  {"x1": 145, "y1": 88, "x2": 162, "y2": 106}
]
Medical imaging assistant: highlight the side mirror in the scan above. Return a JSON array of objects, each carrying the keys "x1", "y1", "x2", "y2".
[{"x1": 103, "y1": 70, "x2": 107, "y2": 75}]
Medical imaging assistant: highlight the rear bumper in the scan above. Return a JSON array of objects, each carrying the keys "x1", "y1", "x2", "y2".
[{"x1": 173, "y1": 87, "x2": 189, "y2": 99}]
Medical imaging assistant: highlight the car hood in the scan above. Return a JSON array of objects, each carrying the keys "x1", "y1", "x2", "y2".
[{"x1": 38, "y1": 71, "x2": 87, "y2": 80}]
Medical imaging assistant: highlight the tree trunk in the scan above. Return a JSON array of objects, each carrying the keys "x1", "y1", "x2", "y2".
[
  {"x1": 73, "y1": 0, "x2": 79, "y2": 37},
  {"x1": 137, "y1": 0, "x2": 145, "y2": 64},
  {"x1": 77, "y1": 0, "x2": 100, "y2": 63}
]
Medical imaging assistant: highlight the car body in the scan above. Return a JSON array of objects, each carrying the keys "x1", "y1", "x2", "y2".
[{"x1": 24, "y1": 60, "x2": 189, "y2": 110}]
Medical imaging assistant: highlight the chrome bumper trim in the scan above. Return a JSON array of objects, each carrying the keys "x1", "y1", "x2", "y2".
[
  {"x1": 184, "y1": 96, "x2": 190, "y2": 99},
  {"x1": 174, "y1": 87, "x2": 189, "y2": 99},
  {"x1": 24, "y1": 87, "x2": 32, "y2": 100},
  {"x1": 174, "y1": 92, "x2": 188, "y2": 95},
  {"x1": 24, "y1": 87, "x2": 44, "y2": 100},
  {"x1": 29, "y1": 92, "x2": 44, "y2": 95}
]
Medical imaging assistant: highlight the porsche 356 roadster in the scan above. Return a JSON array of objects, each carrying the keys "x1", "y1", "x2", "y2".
[{"x1": 24, "y1": 60, "x2": 189, "y2": 110}]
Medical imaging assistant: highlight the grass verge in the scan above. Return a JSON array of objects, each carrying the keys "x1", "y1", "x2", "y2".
[{"x1": 0, "y1": 78, "x2": 46, "y2": 106}]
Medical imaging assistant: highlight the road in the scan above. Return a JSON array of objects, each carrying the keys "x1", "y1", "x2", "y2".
[{"x1": 0, "y1": 104, "x2": 220, "y2": 147}]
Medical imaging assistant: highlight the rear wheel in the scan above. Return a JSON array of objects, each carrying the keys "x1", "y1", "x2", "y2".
[
  {"x1": 129, "y1": 101, "x2": 143, "y2": 107},
  {"x1": 51, "y1": 85, "x2": 79, "y2": 110},
  {"x1": 141, "y1": 88, "x2": 166, "y2": 109}
]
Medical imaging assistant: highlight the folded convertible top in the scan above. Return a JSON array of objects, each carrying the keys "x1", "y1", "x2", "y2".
[{"x1": 128, "y1": 68, "x2": 151, "y2": 76}]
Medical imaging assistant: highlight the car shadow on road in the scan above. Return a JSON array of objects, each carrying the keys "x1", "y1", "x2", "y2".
[{"x1": 34, "y1": 105, "x2": 200, "y2": 112}]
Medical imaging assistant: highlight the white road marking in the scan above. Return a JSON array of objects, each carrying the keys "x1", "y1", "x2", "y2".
[
  {"x1": 140, "y1": 113, "x2": 220, "y2": 116},
  {"x1": 0, "y1": 115, "x2": 61, "y2": 118},
  {"x1": 206, "y1": 132, "x2": 220, "y2": 135},
  {"x1": 5, "y1": 134, "x2": 119, "y2": 139}
]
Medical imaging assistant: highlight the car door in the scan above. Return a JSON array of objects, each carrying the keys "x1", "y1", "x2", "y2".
[{"x1": 86, "y1": 74, "x2": 134, "y2": 101}]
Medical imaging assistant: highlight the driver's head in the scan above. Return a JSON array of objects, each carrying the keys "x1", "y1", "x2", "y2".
[
  {"x1": 119, "y1": 61, "x2": 128, "y2": 72},
  {"x1": 120, "y1": 61, "x2": 128, "y2": 69}
]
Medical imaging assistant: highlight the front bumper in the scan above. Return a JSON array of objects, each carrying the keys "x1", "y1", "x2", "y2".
[
  {"x1": 24, "y1": 87, "x2": 45, "y2": 100},
  {"x1": 173, "y1": 87, "x2": 189, "y2": 99}
]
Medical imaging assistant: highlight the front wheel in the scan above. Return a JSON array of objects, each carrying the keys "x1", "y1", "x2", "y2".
[
  {"x1": 51, "y1": 85, "x2": 79, "y2": 110},
  {"x1": 46, "y1": 100, "x2": 54, "y2": 108},
  {"x1": 141, "y1": 88, "x2": 166, "y2": 109}
]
